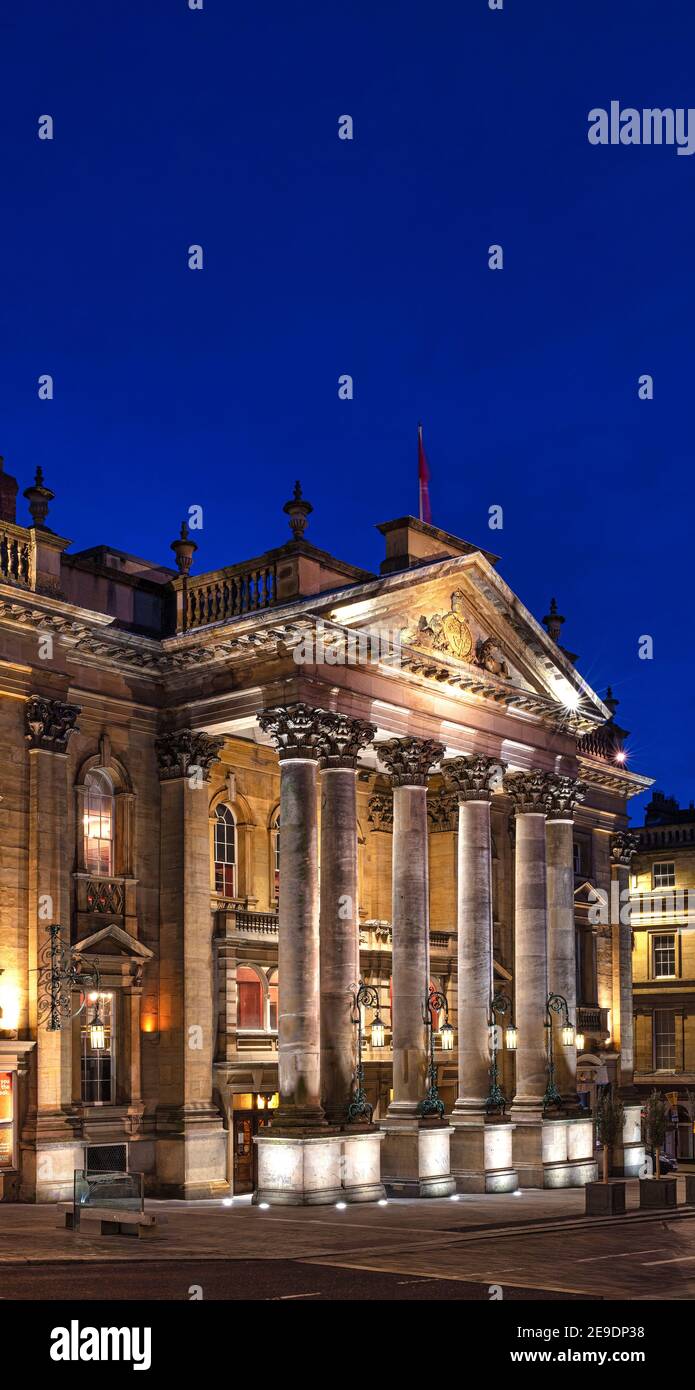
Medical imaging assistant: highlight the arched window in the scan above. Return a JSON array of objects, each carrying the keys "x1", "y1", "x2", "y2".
[
  {"x1": 83, "y1": 769, "x2": 115, "y2": 876},
  {"x1": 268, "y1": 968, "x2": 278, "y2": 1032},
  {"x1": 214, "y1": 804, "x2": 237, "y2": 896},
  {"x1": 237, "y1": 965, "x2": 264, "y2": 1030},
  {"x1": 271, "y1": 812, "x2": 280, "y2": 903}
]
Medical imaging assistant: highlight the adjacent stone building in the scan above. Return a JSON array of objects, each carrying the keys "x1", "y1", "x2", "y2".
[
  {"x1": 0, "y1": 455, "x2": 651, "y2": 1202},
  {"x1": 631, "y1": 791, "x2": 695, "y2": 1160}
]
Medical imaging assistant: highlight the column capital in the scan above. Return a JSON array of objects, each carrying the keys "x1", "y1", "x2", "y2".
[
  {"x1": 504, "y1": 768, "x2": 554, "y2": 815},
  {"x1": 442, "y1": 754, "x2": 506, "y2": 802},
  {"x1": 25, "y1": 694, "x2": 80, "y2": 752},
  {"x1": 316, "y1": 711, "x2": 376, "y2": 769},
  {"x1": 610, "y1": 829, "x2": 638, "y2": 866},
  {"x1": 545, "y1": 774, "x2": 585, "y2": 822},
  {"x1": 155, "y1": 728, "x2": 223, "y2": 781},
  {"x1": 367, "y1": 791, "x2": 393, "y2": 832},
  {"x1": 257, "y1": 702, "x2": 325, "y2": 761},
  {"x1": 378, "y1": 735, "x2": 444, "y2": 787}
]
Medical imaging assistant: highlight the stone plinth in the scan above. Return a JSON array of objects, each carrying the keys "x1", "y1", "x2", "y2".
[
  {"x1": 254, "y1": 1129, "x2": 385, "y2": 1206},
  {"x1": 450, "y1": 1116, "x2": 518, "y2": 1194},
  {"x1": 514, "y1": 1113, "x2": 597, "y2": 1188},
  {"x1": 612, "y1": 1103, "x2": 645, "y2": 1178},
  {"x1": 380, "y1": 1119, "x2": 455, "y2": 1198}
]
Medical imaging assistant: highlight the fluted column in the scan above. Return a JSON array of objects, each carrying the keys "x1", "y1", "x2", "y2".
[
  {"x1": 506, "y1": 771, "x2": 552, "y2": 1110},
  {"x1": 610, "y1": 831, "x2": 638, "y2": 1094},
  {"x1": 379, "y1": 736, "x2": 443, "y2": 1117},
  {"x1": 443, "y1": 755, "x2": 505, "y2": 1113},
  {"x1": 546, "y1": 776, "x2": 584, "y2": 1103},
  {"x1": 318, "y1": 713, "x2": 375, "y2": 1124},
  {"x1": 258, "y1": 704, "x2": 326, "y2": 1128}
]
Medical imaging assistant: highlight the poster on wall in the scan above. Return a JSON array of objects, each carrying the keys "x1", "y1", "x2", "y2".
[{"x1": 0, "y1": 1073, "x2": 13, "y2": 1167}]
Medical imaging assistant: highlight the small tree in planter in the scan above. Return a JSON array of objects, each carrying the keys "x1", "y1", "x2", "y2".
[
  {"x1": 643, "y1": 1089, "x2": 669, "y2": 1178},
  {"x1": 596, "y1": 1089, "x2": 624, "y2": 1182}
]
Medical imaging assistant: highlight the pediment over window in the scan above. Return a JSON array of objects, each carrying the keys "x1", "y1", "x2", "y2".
[{"x1": 76, "y1": 924, "x2": 153, "y2": 963}]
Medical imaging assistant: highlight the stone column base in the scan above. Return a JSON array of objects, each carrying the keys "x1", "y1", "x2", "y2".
[
  {"x1": 450, "y1": 1116, "x2": 518, "y2": 1194},
  {"x1": 612, "y1": 1104, "x2": 645, "y2": 1178},
  {"x1": 254, "y1": 1129, "x2": 385, "y2": 1206},
  {"x1": 155, "y1": 1105, "x2": 228, "y2": 1199},
  {"x1": 19, "y1": 1139, "x2": 87, "y2": 1203},
  {"x1": 512, "y1": 1111, "x2": 597, "y2": 1188},
  {"x1": 380, "y1": 1119, "x2": 455, "y2": 1198}
]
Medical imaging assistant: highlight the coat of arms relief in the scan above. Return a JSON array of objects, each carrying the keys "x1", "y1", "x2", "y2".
[{"x1": 406, "y1": 589, "x2": 511, "y2": 678}]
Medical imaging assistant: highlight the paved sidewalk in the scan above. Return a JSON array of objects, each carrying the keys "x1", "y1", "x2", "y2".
[{"x1": 0, "y1": 1178, "x2": 693, "y2": 1299}]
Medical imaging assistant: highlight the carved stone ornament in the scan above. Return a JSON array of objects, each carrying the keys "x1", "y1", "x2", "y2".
[
  {"x1": 475, "y1": 637, "x2": 510, "y2": 680},
  {"x1": 443, "y1": 754, "x2": 507, "y2": 802},
  {"x1": 545, "y1": 774, "x2": 585, "y2": 821},
  {"x1": 378, "y1": 736, "x2": 444, "y2": 787},
  {"x1": 409, "y1": 590, "x2": 474, "y2": 662},
  {"x1": 367, "y1": 791, "x2": 393, "y2": 831},
  {"x1": 504, "y1": 768, "x2": 555, "y2": 815},
  {"x1": 155, "y1": 728, "x2": 223, "y2": 781},
  {"x1": 257, "y1": 702, "x2": 327, "y2": 761},
  {"x1": 610, "y1": 829, "x2": 638, "y2": 866},
  {"x1": 315, "y1": 711, "x2": 375, "y2": 768},
  {"x1": 427, "y1": 789, "x2": 458, "y2": 831},
  {"x1": 25, "y1": 695, "x2": 80, "y2": 752}
]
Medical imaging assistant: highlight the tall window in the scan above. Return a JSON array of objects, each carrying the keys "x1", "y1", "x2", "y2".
[
  {"x1": 214, "y1": 804, "x2": 237, "y2": 896},
  {"x1": 652, "y1": 933, "x2": 676, "y2": 979},
  {"x1": 653, "y1": 862, "x2": 675, "y2": 889},
  {"x1": 81, "y1": 993, "x2": 115, "y2": 1103},
  {"x1": 653, "y1": 1009, "x2": 676, "y2": 1070},
  {"x1": 271, "y1": 813, "x2": 280, "y2": 902},
  {"x1": 268, "y1": 968, "x2": 278, "y2": 1031},
  {"x1": 83, "y1": 769, "x2": 114, "y2": 875},
  {"x1": 237, "y1": 966, "x2": 263, "y2": 1030}
]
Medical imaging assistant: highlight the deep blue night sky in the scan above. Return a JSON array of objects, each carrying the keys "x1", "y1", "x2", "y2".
[{"x1": 1, "y1": 1, "x2": 693, "y2": 817}]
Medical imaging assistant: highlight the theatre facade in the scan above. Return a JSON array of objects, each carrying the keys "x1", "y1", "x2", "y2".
[{"x1": 0, "y1": 459, "x2": 651, "y2": 1203}]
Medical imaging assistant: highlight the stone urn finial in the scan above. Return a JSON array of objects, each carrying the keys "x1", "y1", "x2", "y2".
[
  {"x1": 283, "y1": 480, "x2": 312, "y2": 540},
  {"x1": 23, "y1": 466, "x2": 55, "y2": 530},
  {"x1": 542, "y1": 596, "x2": 565, "y2": 644},
  {"x1": 604, "y1": 685, "x2": 619, "y2": 718},
  {"x1": 170, "y1": 519, "x2": 197, "y2": 575}
]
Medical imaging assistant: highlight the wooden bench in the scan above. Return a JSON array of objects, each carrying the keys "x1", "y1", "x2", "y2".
[{"x1": 56, "y1": 1203, "x2": 157, "y2": 1238}]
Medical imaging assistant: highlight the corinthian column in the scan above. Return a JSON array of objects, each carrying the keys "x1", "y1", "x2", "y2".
[
  {"x1": 610, "y1": 831, "x2": 638, "y2": 1093},
  {"x1": 317, "y1": 712, "x2": 375, "y2": 1124},
  {"x1": 379, "y1": 736, "x2": 444, "y2": 1117},
  {"x1": 506, "y1": 770, "x2": 552, "y2": 1110},
  {"x1": 257, "y1": 704, "x2": 326, "y2": 1128},
  {"x1": 443, "y1": 755, "x2": 505, "y2": 1114},
  {"x1": 546, "y1": 775, "x2": 584, "y2": 1103}
]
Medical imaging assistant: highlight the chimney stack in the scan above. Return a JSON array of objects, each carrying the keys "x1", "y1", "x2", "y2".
[{"x1": 0, "y1": 457, "x2": 18, "y2": 524}]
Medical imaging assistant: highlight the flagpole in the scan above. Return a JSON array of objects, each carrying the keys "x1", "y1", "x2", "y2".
[{"x1": 418, "y1": 422, "x2": 423, "y2": 522}]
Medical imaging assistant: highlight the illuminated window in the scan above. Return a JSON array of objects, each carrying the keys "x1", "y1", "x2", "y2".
[
  {"x1": 237, "y1": 966, "x2": 263, "y2": 1030},
  {"x1": 652, "y1": 934, "x2": 676, "y2": 979},
  {"x1": 268, "y1": 968, "x2": 278, "y2": 1031},
  {"x1": 653, "y1": 1009, "x2": 676, "y2": 1071},
  {"x1": 83, "y1": 769, "x2": 114, "y2": 876},
  {"x1": 653, "y1": 862, "x2": 675, "y2": 889},
  {"x1": 271, "y1": 812, "x2": 280, "y2": 902},
  {"x1": 81, "y1": 993, "x2": 115, "y2": 1104},
  {"x1": 214, "y1": 804, "x2": 237, "y2": 897}
]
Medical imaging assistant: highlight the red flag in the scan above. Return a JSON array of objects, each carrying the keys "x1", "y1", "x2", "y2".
[{"x1": 418, "y1": 423, "x2": 432, "y2": 524}]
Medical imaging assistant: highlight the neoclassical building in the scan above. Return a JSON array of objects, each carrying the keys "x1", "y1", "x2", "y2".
[{"x1": 0, "y1": 458, "x2": 651, "y2": 1203}]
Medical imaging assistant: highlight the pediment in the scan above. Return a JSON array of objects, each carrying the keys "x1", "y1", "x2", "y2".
[
  {"x1": 75, "y1": 924, "x2": 153, "y2": 961},
  {"x1": 328, "y1": 551, "x2": 610, "y2": 731}
]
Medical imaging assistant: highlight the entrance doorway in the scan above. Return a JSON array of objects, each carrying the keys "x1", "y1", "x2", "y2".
[{"x1": 232, "y1": 1094, "x2": 277, "y2": 1194}]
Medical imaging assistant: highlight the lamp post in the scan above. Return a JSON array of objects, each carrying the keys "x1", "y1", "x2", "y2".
[
  {"x1": 348, "y1": 980, "x2": 385, "y2": 1123},
  {"x1": 37, "y1": 924, "x2": 101, "y2": 1035},
  {"x1": 543, "y1": 992, "x2": 577, "y2": 1109},
  {"x1": 418, "y1": 986, "x2": 454, "y2": 1120},
  {"x1": 486, "y1": 989, "x2": 517, "y2": 1115}
]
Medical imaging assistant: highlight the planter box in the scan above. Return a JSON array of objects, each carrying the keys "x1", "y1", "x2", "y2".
[
  {"x1": 685, "y1": 1174, "x2": 695, "y2": 1206},
  {"x1": 639, "y1": 1177, "x2": 677, "y2": 1210},
  {"x1": 585, "y1": 1181, "x2": 626, "y2": 1217}
]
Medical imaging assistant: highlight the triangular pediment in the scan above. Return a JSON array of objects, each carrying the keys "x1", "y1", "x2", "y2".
[
  {"x1": 326, "y1": 551, "x2": 610, "y2": 731},
  {"x1": 75, "y1": 924, "x2": 153, "y2": 961}
]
